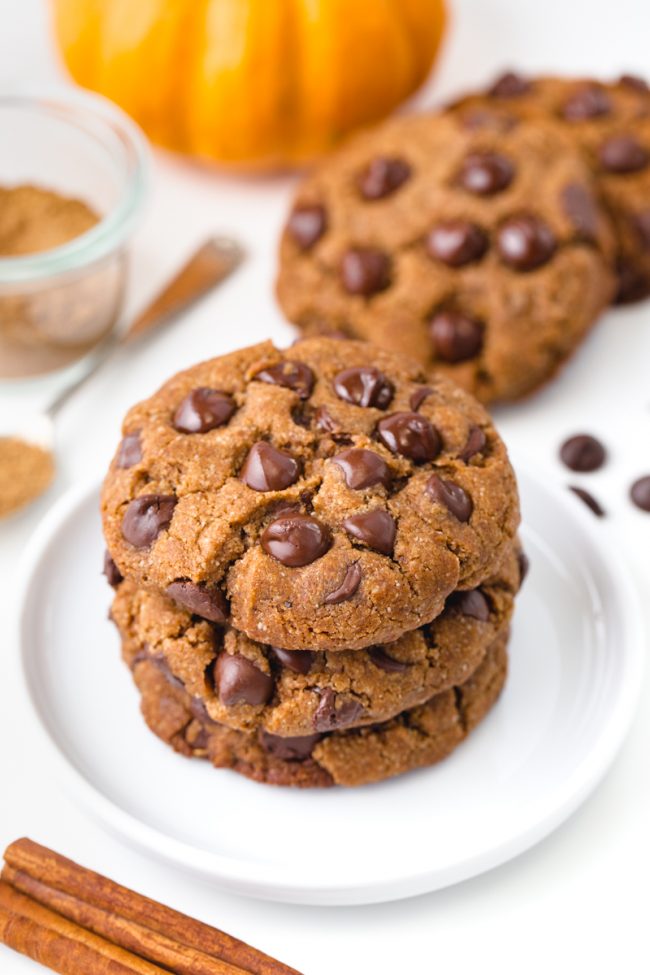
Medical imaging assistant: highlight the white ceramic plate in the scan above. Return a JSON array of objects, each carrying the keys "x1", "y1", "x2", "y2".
[{"x1": 17, "y1": 466, "x2": 644, "y2": 905}]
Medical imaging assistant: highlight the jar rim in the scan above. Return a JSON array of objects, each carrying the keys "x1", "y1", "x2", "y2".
[{"x1": 0, "y1": 86, "x2": 150, "y2": 283}]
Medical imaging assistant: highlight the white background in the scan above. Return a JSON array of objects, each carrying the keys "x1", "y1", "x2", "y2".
[{"x1": 1, "y1": 1, "x2": 650, "y2": 971}]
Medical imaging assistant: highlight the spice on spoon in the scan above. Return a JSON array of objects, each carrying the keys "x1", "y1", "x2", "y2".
[{"x1": 0, "y1": 436, "x2": 54, "y2": 518}]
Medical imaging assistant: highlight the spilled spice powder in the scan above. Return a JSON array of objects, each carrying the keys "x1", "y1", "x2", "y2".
[{"x1": 0, "y1": 437, "x2": 55, "y2": 517}]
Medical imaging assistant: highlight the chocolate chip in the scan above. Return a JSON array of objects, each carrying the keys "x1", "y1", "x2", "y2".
[
  {"x1": 426, "y1": 474, "x2": 473, "y2": 522},
  {"x1": 121, "y1": 495, "x2": 176, "y2": 548},
  {"x1": 270, "y1": 647, "x2": 315, "y2": 674},
  {"x1": 517, "y1": 549, "x2": 530, "y2": 586},
  {"x1": 343, "y1": 509, "x2": 396, "y2": 556},
  {"x1": 213, "y1": 653, "x2": 274, "y2": 707},
  {"x1": 630, "y1": 475, "x2": 650, "y2": 511},
  {"x1": 240, "y1": 442, "x2": 300, "y2": 492},
  {"x1": 457, "y1": 152, "x2": 514, "y2": 195},
  {"x1": 103, "y1": 550, "x2": 122, "y2": 588},
  {"x1": 115, "y1": 432, "x2": 142, "y2": 469},
  {"x1": 560, "y1": 434, "x2": 606, "y2": 472},
  {"x1": 166, "y1": 580, "x2": 229, "y2": 623},
  {"x1": 190, "y1": 696, "x2": 218, "y2": 727},
  {"x1": 497, "y1": 215, "x2": 556, "y2": 271},
  {"x1": 562, "y1": 85, "x2": 611, "y2": 121},
  {"x1": 313, "y1": 405, "x2": 339, "y2": 433},
  {"x1": 619, "y1": 73, "x2": 649, "y2": 91},
  {"x1": 259, "y1": 730, "x2": 321, "y2": 761},
  {"x1": 409, "y1": 386, "x2": 432, "y2": 411},
  {"x1": 451, "y1": 589, "x2": 490, "y2": 621},
  {"x1": 459, "y1": 425, "x2": 487, "y2": 462},
  {"x1": 261, "y1": 512, "x2": 332, "y2": 566},
  {"x1": 357, "y1": 157, "x2": 411, "y2": 200},
  {"x1": 429, "y1": 310, "x2": 484, "y2": 362},
  {"x1": 333, "y1": 366, "x2": 394, "y2": 409},
  {"x1": 633, "y1": 211, "x2": 650, "y2": 251},
  {"x1": 323, "y1": 563, "x2": 362, "y2": 605},
  {"x1": 340, "y1": 248, "x2": 391, "y2": 295},
  {"x1": 488, "y1": 71, "x2": 531, "y2": 97},
  {"x1": 313, "y1": 688, "x2": 364, "y2": 732},
  {"x1": 253, "y1": 361, "x2": 314, "y2": 399},
  {"x1": 599, "y1": 134, "x2": 649, "y2": 173},
  {"x1": 377, "y1": 412, "x2": 441, "y2": 462},
  {"x1": 287, "y1": 203, "x2": 327, "y2": 249},
  {"x1": 614, "y1": 258, "x2": 650, "y2": 304},
  {"x1": 569, "y1": 486, "x2": 605, "y2": 517},
  {"x1": 332, "y1": 448, "x2": 391, "y2": 490},
  {"x1": 173, "y1": 388, "x2": 235, "y2": 434},
  {"x1": 368, "y1": 647, "x2": 410, "y2": 672},
  {"x1": 426, "y1": 220, "x2": 488, "y2": 267},
  {"x1": 561, "y1": 183, "x2": 600, "y2": 239}
]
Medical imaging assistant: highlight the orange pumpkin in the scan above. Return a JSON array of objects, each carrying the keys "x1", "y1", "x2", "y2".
[{"x1": 52, "y1": 0, "x2": 447, "y2": 168}]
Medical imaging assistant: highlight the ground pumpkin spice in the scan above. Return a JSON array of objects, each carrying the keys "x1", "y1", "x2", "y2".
[
  {"x1": 0, "y1": 436, "x2": 55, "y2": 518},
  {"x1": 0, "y1": 185, "x2": 98, "y2": 257}
]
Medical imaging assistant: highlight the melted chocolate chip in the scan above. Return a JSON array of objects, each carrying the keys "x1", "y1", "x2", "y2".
[
  {"x1": 409, "y1": 386, "x2": 432, "y2": 411},
  {"x1": 630, "y1": 475, "x2": 650, "y2": 512},
  {"x1": 261, "y1": 513, "x2": 332, "y2": 567},
  {"x1": 459, "y1": 425, "x2": 487, "y2": 462},
  {"x1": 333, "y1": 366, "x2": 394, "y2": 409},
  {"x1": 287, "y1": 203, "x2": 327, "y2": 249},
  {"x1": 517, "y1": 549, "x2": 530, "y2": 586},
  {"x1": 340, "y1": 248, "x2": 391, "y2": 295},
  {"x1": 562, "y1": 85, "x2": 611, "y2": 121},
  {"x1": 213, "y1": 653, "x2": 274, "y2": 707},
  {"x1": 599, "y1": 134, "x2": 649, "y2": 173},
  {"x1": 619, "y1": 73, "x2": 649, "y2": 91},
  {"x1": 426, "y1": 220, "x2": 488, "y2": 267},
  {"x1": 270, "y1": 647, "x2": 315, "y2": 675},
  {"x1": 377, "y1": 412, "x2": 441, "y2": 462},
  {"x1": 240, "y1": 442, "x2": 300, "y2": 492},
  {"x1": 497, "y1": 215, "x2": 556, "y2": 270},
  {"x1": 166, "y1": 580, "x2": 229, "y2": 623},
  {"x1": 561, "y1": 183, "x2": 600, "y2": 239},
  {"x1": 368, "y1": 647, "x2": 410, "y2": 672},
  {"x1": 488, "y1": 71, "x2": 531, "y2": 98},
  {"x1": 426, "y1": 474, "x2": 473, "y2": 522},
  {"x1": 343, "y1": 509, "x2": 396, "y2": 556},
  {"x1": 173, "y1": 388, "x2": 235, "y2": 434},
  {"x1": 560, "y1": 434, "x2": 606, "y2": 472},
  {"x1": 259, "y1": 730, "x2": 321, "y2": 761},
  {"x1": 115, "y1": 432, "x2": 142, "y2": 469},
  {"x1": 323, "y1": 563, "x2": 363, "y2": 605},
  {"x1": 357, "y1": 157, "x2": 411, "y2": 199},
  {"x1": 253, "y1": 361, "x2": 315, "y2": 399},
  {"x1": 569, "y1": 486, "x2": 605, "y2": 517},
  {"x1": 313, "y1": 688, "x2": 364, "y2": 732},
  {"x1": 429, "y1": 310, "x2": 484, "y2": 363},
  {"x1": 314, "y1": 405, "x2": 340, "y2": 433},
  {"x1": 614, "y1": 258, "x2": 650, "y2": 304},
  {"x1": 332, "y1": 448, "x2": 391, "y2": 490},
  {"x1": 121, "y1": 495, "x2": 177, "y2": 548},
  {"x1": 451, "y1": 589, "x2": 490, "y2": 621},
  {"x1": 457, "y1": 152, "x2": 514, "y2": 195},
  {"x1": 103, "y1": 550, "x2": 122, "y2": 588}
]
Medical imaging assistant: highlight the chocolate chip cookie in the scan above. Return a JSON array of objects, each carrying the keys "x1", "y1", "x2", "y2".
[
  {"x1": 101, "y1": 337, "x2": 520, "y2": 651},
  {"x1": 127, "y1": 628, "x2": 509, "y2": 788},
  {"x1": 276, "y1": 112, "x2": 615, "y2": 403},
  {"x1": 450, "y1": 71, "x2": 650, "y2": 303},
  {"x1": 111, "y1": 540, "x2": 521, "y2": 737}
]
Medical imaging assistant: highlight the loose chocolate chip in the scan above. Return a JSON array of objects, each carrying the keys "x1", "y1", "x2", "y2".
[
  {"x1": 561, "y1": 183, "x2": 600, "y2": 239},
  {"x1": 259, "y1": 730, "x2": 321, "y2": 761},
  {"x1": 253, "y1": 361, "x2": 315, "y2": 399},
  {"x1": 115, "y1": 432, "x2": 142, "y2": 469},
  {"x1": 599, "y1": 134, "x2": 649, "y2": 173},
  {"x1": 313, "y1": 405, "x2": 339, "y2": 433},
  {"x1": 426, "y1": 220, "x2": 488, "y2": 267},
  {"x1": 240, "y1": 442, "x2": 300, "y2": 492},
  {"x1": 634, "y1": 211, "x2": 650, "y2": 251},
  {"x1": 340, "y1": 248, "x2": 391, "y2": 295},
  {"x1": 517, "y1": 549, "x2": 530, "y2": 586},
  {"x1": 357, "y1": 157, "x2": 411, "y2": 200},
  {"x1": 323, "y1": 562, "x2": 363, "y2": 605},
  {"x1": 103, "y1": 550, "x2": 122, "y2": 588},
  {"x1": 560, "y1": 434, "x2": 606, "y2": 472},
  {"x1": 368, "y1": 647, "x2": 410, "y2": 672},
  {"x1": 488, "y1": 71, "x2": 531, "y2": 97},
  {"x1": 333, "y1": 366, "x2": 394, "y2": 409},
  {"x1": 270, "y1": 647, "x2": 315, "y2": 675},
  {"x1": 409, "y1": 386, "x2": 432, "y2": 411},
  {"x1": 121, "y1": 495, "x2": 177, "y2": 548},
  {"x1": 451, "y1": 589, "x2": 490, "y2": 621},
  {"x1": 343, "y1": 509, "x2": 396, "y2": 556},
  {"x1": 614, "y1": 258, "x2": 650, "y2": 304},
  {"x1": 213, "y1": 653, "x2": 274, "y2": 707},
  {"x1": 287, "y1": 203, "x2": 327, "y2": 249},
  {"x1": 619, "y1": 73, "x2": 649, "y2": 91},
  {"x1": 426, "y1": 474, "x2": 473, "y2": 522},
  {"x1": 377, "y1": 411, "x2": 441, "y2": 462},
  {"x1": 497, "y1": 215, "x2": 556, "y2": 271},
  {"x1": 457, "y1": 152, "x2": 514, "y2": 195},
  {"x1": 630, "y1": 475, "x2": 650, "y2": 511},
  {"x1": 570, "y1": 486, "x2": 605, "y2": 517},
  {"x1": 459, "y1": 425, "x2": 487, "y2": 462},
  {"x1": 562, "y1": 85, "x2": 611, "y2": 121},
  {"x1": 332, "y1": 448, "x2": 391, "y2": 490},
  {"x1": 261, "y1": 513, "x2": 332, "y2": 567},
  {"x1": 166, "y1": 580, "x2": 229, "y2": 623},
  {"x1": 313, "y1": 688, "x2": 364, "y2": 732},
  {"x1": 429, "y1": 310, "x2": 484, "y2": 363},
  {"x1": 173, "y1": 388, "x2": 235, "y2": 434}
]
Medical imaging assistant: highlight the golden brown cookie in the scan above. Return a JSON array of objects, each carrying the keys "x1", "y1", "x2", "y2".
[
  {"x1": 276, "y1": 112, "x2": 615, "y2": 403},
  {"x1": 101, "y1": 338, "x2": 520, "y2": 651}
]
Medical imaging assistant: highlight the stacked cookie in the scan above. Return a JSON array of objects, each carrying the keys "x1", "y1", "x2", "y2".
[{"x1": 102, "y1": 337, "x2": 523, "y2": 787}]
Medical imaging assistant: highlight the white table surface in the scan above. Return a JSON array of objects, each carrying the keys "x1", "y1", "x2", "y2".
[{"x1": 1, "y1": 1, "x2": 649, "y2": 971}]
